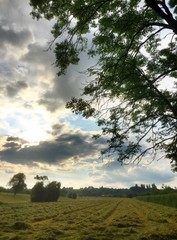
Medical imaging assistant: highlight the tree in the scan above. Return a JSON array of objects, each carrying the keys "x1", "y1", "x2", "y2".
[
  {"x1": 45, "y1": 181, "x2": 61, "y2": 201},
  {"x1": 34, "y1": 175, "x2": 48, "y2": 181},
  {"x1": 31, "y1": 181, "x2": 45, "y2": 202},
  {"x1": 29, "y1": 1, "x2": 177, "y2": 170},
  {"x1": 67, "y1": 192, "x2": 77, "y2": 199},
  {"x1": 31, "y1": 178, "x2": 61, "y2": 202},
  {"x1": 8, "y1": 173, "x2": 27, "y2": 195}
]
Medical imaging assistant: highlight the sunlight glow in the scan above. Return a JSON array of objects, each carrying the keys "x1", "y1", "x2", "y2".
[{"x1": 19, "y1": 124, "x2": 50, "y2": 143}]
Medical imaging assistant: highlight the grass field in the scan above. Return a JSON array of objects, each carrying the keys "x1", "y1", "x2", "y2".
[
  {"x1": 0, "y1": 192, "x2": 30, "y2": 203},
  {"x1": 137, "y1": 193, "x2": 177, "y2": 208},
  {"x1": 0, "y1": 194, "x2": 177, "y2": 240}
]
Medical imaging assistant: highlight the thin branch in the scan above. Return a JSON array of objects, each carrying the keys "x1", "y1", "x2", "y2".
[
  {"x1": 134, "y1": 27, "x2": 165, "y2": 57},
  {"x1": 132, "y1": 134, "x2": 176, "y2": 164},
  {"x1": 132, "y1": 118, "x2": 160, "y2": 151},
  {"x1": 124, "y1": 22, "x2": 171, "y2": 60},
  {"x1": 69, "y1": 0, "x2": 110, "y2": 42},
  {"x1": 122, "y1": 115, "x2": 158, "y2": 136},
  {"x1": 151, "y1": 67, "x2": 177, "y2": 84},
  {"x1": 134, "y1": 66, "x2": 177, "y2": 117}
]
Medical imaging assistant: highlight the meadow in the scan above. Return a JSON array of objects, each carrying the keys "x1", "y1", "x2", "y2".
[{"x1": 0, "y1": 193, "x2": 177, "y2": 240}]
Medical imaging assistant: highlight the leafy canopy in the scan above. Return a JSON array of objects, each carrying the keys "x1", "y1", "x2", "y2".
[
  {"x1": 29, "y1": 0, "x2": 177, "y2": 170},
  {"x1": 34, "y1": 175, "x2": 48, "y2": 181}
]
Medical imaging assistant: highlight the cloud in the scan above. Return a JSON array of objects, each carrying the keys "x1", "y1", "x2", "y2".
[
  {"x1": 38, "y1": 66, "x2": 86, "y2": 112},
  {"x1": 3, "y1": 142, "x2": 20, "y2": 149},
  {"x1": 6, "y1": 81, "x2": 28, "y2": 97},
  {"x1": 0, "y1": 0, "x2": 91, "y2": 113},
  {"x1": 50, "y1": 123, "x2": 67, "y2": 136},
  {"x1": 22, "y1": 43, "x2": 55, "y2": 66},
  {"x1": 34, "y1": 49, "x2": 94, "y2": 112},
  {"x1": 0, "y1": 125, "x2": 105, "y2": 166},
  {"x1": 6, "y1": 136, "x2": 28, "y2": 144},
  {"x1": 0, "y1": 26, "x2": 33, "y2": 48},
  {"x1": 38, "y1": 98, "x2": 63, "y2": 112},
  {"x1": 88, "y1": 159, "x2": 175, "y2": 188}
]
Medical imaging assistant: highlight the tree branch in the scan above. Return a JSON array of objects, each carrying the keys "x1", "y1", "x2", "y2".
[
  {"x1": 145, "y1": 0, "x2": 177, "y2": 34},
  {"x1": 134, "y1": 66, "x2": 177, "y2": 117},
  {"x1": 151, "y1": 67, "x2": 177, "y2": 84}
]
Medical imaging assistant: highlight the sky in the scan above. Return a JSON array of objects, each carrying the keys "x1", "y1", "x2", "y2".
[{"x1": 0, "y1": 0, "x2": 177, "y2": 189}]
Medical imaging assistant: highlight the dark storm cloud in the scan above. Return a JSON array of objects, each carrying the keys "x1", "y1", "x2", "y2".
[
  {"x1": 0, "y1": 26, "x2": 32, "y2": 47},
  {"x1": 6, "y1": 80, "x2": 28, "y2": 97},
  {"x1": 0, "y1": 131, "x2": 104, "y2": 165}
]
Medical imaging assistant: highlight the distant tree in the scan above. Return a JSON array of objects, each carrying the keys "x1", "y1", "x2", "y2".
[
  {"x1": 34, "y1": 175, "x2": 48, "y2": 181},
  {"x1": 0, "y1": 186, "x2": 6, "y2": 192},
  {"x1": 151, "y1": 183, "x2": 157, "y2": 189},
  {"x1": 67, "y1": 192, "x2": 77, "y2": 199},
  {"x1": 161, "y1": 184, "x2": 175, "y2": 193},
  {"x1": 45, "y1": 181, "x2": 61, "y2": 202},
  {"x1": 31, "y1": 180, "x2": 61, "y2": 202},
  {"x1": 60, "y1": 187, "x2": 68, "y2": 197},
  {"x1": 8, "y1": 173, "x2": 27, "y2": 195},
  {"x1": 31, "y1": 181, "x2": 45, "y2": 202}
]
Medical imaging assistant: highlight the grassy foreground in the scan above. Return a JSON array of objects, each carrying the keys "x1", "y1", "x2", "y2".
[
  {"x1": 0, "y1": 192, "x2": 30, "y2": 203},
  {"x1": 0, "y1": 194, "x2": 177, "y2": 240}
]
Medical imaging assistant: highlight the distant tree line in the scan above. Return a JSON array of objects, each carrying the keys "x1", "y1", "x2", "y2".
[
  {"x1": 1, "y1": 173, "x2": 177, "y2": 200},
  {"x1": 60, "y1": 184, "x2": 177, "y2": 198}
]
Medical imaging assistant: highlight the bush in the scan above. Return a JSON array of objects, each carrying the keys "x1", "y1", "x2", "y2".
[
  {"x1": 45, "y1": 181, "x2": 61, "y2": 202},
  {"x1": 31, "y1": 181, "x2": 61, "y2": 202},
  {"x1": 31, "y1": 182, "x2": 45, "y2": 202},
  {"x1": 67, "y1": 192, "x2": 77, "y2": 199}
]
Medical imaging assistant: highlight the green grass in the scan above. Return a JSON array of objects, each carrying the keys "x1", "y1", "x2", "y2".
[
  {"x1": 0, "y1": 192, "x2": 30, "y2": 203},
  {"x1": 0, "y1": 194, "x2": 177, "y2": 239},
  {"x1": 137, "y1": 193, "x2": 177, "y2": 208}
]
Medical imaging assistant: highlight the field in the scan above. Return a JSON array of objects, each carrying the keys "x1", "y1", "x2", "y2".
[
  {"x1": 0, "y1": 192, "x2": 30, "y2": 203},
  {"x1": 0, "y1": 194, "x2": 177, "y2": 240}
]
